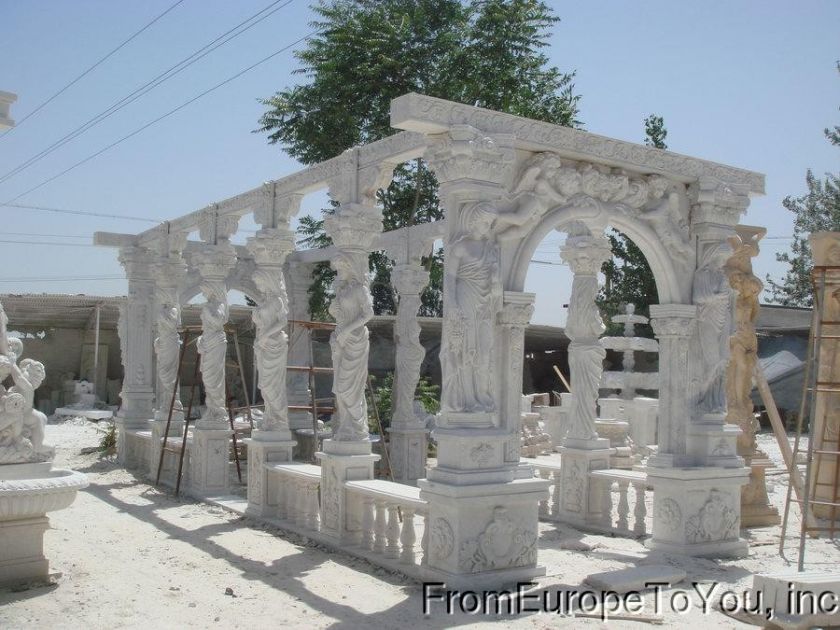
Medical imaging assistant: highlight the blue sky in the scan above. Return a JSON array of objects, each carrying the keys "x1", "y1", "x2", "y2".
[{"x1": 0, "y1": 0, "x2": 837, "y2": 326}]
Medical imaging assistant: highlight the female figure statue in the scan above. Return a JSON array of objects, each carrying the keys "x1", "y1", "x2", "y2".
[
  {"x1": 253, "y1": 282, "x2": 290, "y2": 433},
  {"x1": 154, "y1": 301, "x2": 182, "y2": 416},
  {"x1": 329, "y1": 253, "x2": 375, "y2": 440},
  {"x1": 197, "y1": 283, "x2": 229, "y2": 425},
  {"x1": 442, "y1": 203, "x2": 502, "y2": 413}
]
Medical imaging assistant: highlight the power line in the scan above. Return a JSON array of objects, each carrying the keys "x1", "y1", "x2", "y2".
[
  {"x1": 0, "y1": 275, "x2": 124, "y2": 282},
  {"x1": 0, "y1": 0, "x2": 296, "y2": 186},
  {"x1": 0, "y1": 0, "x2": 187, "y2": 139},
  {"x1": 6, "y1": 231, "x2": 95, "y2": 239},
  {"x1": 0, "y1": 239, "x2": 95, "y2": 247},
  {"x1": 3, "y1": 32, "x2": 313, "y2": 204},
  {"x1": 0, "y1": 202, "x2": 161, "y2": 223}
]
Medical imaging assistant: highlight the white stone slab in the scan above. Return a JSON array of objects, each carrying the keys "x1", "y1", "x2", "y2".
[
  {"x1": 54, "y1": 407, "x2": 114, "y2": 420},
  {"x1": 585, "y1": 565, "x2": 687, "y2": 593}
]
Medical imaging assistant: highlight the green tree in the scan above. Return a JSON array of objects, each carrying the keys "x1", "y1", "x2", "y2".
[
  {"x1": 257, "y1": 0, "x2": 580, "y2": 318},
  {"x1": 767, "y1": 64, "x2": 840, "y2": 307},
  {"x1": 596, "y1": 114, "x2": 666, "y2": 335}
]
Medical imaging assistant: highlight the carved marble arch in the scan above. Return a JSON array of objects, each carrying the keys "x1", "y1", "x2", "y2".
[
  {"x1": 502, "y1": 201, "x2": 688, "y2": 305},
  {"x1": 179, "y1": 273, "x2": 264, "y2": 308}
]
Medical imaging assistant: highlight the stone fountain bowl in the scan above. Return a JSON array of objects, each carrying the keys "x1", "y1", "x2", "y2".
[{"x1": 0, "y1": 463, "x2": 88, "y2": 521}]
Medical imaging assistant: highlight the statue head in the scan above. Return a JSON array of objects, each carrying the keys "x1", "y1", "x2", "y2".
[
  {"x1": 7, "y1": 337, "x2": 23, "y2": 359},
  {"x1": 461, "y1": 202, "x2": 496, "y2": 238},
  {"x1": 3, "y1": 392, "x2": 25, "y2": 417}
]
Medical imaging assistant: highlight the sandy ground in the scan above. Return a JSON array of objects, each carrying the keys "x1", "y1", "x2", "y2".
[{"x1": 1, "y1": 423, "x2": 839, "y2": 629}]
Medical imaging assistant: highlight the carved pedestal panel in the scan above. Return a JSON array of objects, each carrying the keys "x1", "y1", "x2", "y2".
[
  {"x1": 245, "y1": 437, "x2": 296, "y2": 517},
  {"x1": 556, "y1": 446, "x2": 612, "y2": 528},
  {"x1": 647, "y1": 466, "x2": 749, "y2": 557},
  {"x1": 316, "y1": 439, "x2": 379, "y2": 543},
  {"x1": 189, "y1": 428, "x2": 232, "y2": 498},
  {"x1": 387, "y1": 425, "x2": 428, "y2": 484},
  {"x1": 418, "y1": 476, "x2": 549, "y2": 589}
]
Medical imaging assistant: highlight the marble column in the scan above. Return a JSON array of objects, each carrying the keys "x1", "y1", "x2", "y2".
[
  {"x1": 725, "y1": 225, "x2": 779, "y2": 527},
  {"x1": 116, "y1": 246, "x2": 156, "y2": 467},
  {"x1": 809, "y1": 232, "x2": 840, "y2": 520},
  {"x1": 316, "y1": 202, "x2": 381, "y2": 542},
  {"x1": 188, "y1": 222, "x2": 237, "y2": 497},
  {"x1": 387, "y1": 260, "x2": 430, "y2": 483},
  {"x1": 556, "y1": 228, "x2": 612, "y2": 527},
  {"x1": 244, "y1": 222, "x2": 298, "y2": 516},
  {"x1": 418, "y1": 125, "x2": 549, "y2": 589},
  {"x1": 498, "y1": 291, "x2": 536, "y2": 475},
  {"x1": 149, "y1": 241, "x2": 187, "y2": 478}
]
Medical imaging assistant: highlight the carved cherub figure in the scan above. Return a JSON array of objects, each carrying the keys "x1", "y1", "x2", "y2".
[{"x1": 9, "y1": 358, "x2": 49, "y2": 454}]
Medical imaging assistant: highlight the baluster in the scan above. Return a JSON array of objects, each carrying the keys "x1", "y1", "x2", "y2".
[
  {"x1": 361, "y1": 496, "x2": 375, "y2": 551},
  {"x1": 400, "y1": 507, "x2": 416, "y2": 564},
  {"x1": 538, "y1": 469, "x2": 550, "y2": 518},
  {"x1": 551, "y1": 470, "x2": 562, "y2": 517},
  {"x1": 374, "y1": 499, "x2": 387, "y2": 554},
  {"x1": 617, "y1": 480, "x2": 630, "y2": 532},
  {"x1": 421, "y1": 509, "x2": 429, "y2": 566},
  {"x1": 385, "y1": 505, "x2": 400, "y2": 559},
  {"x1": 600, "y1": 479, "x2": 613, "y2": 529},
  {"x1": 633, "y1": 481, "x2": 647, "y2": 536}
]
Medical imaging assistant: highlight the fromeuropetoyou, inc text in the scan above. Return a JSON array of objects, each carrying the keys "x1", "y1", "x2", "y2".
[{"x1": 421, "y1": 581, "x2": 840, "y2": 620}]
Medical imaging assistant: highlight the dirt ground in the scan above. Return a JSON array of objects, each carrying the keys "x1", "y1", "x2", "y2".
[{"x1": 1, "y1": 422, "x2": 838, "y2": 629}]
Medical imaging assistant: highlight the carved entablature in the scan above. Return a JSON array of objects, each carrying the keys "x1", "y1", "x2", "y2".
[
  {"x1": 424, "y1": 124, "x2": 516, "y2": 186},
  {"x1": 690, "y1": 177, "x2": 751, "y2": 228},
  {"x1": 324, "y1": 204, "x2": 382, "y2": 251}
]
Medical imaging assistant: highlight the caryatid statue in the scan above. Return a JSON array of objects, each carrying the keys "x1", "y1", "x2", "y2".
[
  {"x1": 252, "y1": 267, "x2": 290, "y2": 433},
  {"x1": 197, "y1": 281, "x2": 229, "y2": 426}
]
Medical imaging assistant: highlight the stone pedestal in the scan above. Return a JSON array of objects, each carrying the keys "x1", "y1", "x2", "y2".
[
  {"x1": 740, "y1": 454, "x2": 780, "y2": 527},
  {"x1": 316, "y1": 439, "x2": 379, "y2": 543},
  {"x1": 556, "y1": 444, "x2": 612, "y2": 527},
  {"x1": 189, "y1": 427, "x2": 232, "y2": 498},
  {"x1": 245, "y1": 432, "x2": 296, "y2": 517},
  {"x1": 387, "y1": 424, "x2": 428, "y2": 484},
  {"x1": 418, "y1": 476, "x2": 549, "y2": 590},
  {"x1": 0, "y1": 516, "x2": 49, "y2": 585},
  {"x1": 647, "y1": 466, "x2": 749, "y2": 557},
  {"x1": 688, "y1": 414, "x2": 744, "y2": 469}
]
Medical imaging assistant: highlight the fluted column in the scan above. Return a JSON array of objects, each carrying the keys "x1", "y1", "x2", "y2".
[
  {"x1": 387, "y1": 259, "x2": 430, "y2": 483},
  {"x1": 116, "y1": 245, "x2": 156, "y2": 466},
  {"x1": 648, "y1": 304, "x2": 697, "y2": 468},
  {"x1": 498, "y1": 291, "x2": 535, "y2": 467}
]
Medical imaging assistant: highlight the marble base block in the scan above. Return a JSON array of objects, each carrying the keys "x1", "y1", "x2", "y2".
[
  {"x1": 189, "y1": 427, "x2": 232, "y2": 498},
  {"x1": 556, "y1": 445, "x2": 612, "y2": 527}
]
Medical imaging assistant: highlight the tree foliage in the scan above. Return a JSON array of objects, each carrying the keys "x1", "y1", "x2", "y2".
[
  {"x1": 766, "y1": 63, "x2": 840, "y2": 307},
  {"x1": 596, "y1": 114, "x2": 666, "y2": 336},
  {"x1": 258, "y1": 0, "x2": 580, "y2": 317}
]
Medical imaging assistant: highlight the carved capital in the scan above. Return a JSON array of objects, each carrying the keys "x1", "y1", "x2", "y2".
[
  {"x1": 810, "y1": 232, "x2": 840, "y2": 267},
  {"x1": 189, "y1": 244, "x2": 236, "y2": 283},
  {"x1": 118, "y1": 246, "x2": 156, "y2": 280},
  {"x1": 559, "y1": 233, "x2": 612, "y2": 275},
  {"x1": 499, "y1": 291, "x2": 535, "y2": 327},
  {"x1": 324, "y1": 204, "x2": 382, "y2": 251},
  {"x1": 246, "y1": 228, "x2": 295, "y2": 267},
  {"x1": 649, "y1": 304, "x2": 697, "y2": 337},
  {"x1": 392, "y1": 262, "x2": 429, "y2": 296},
  {"x1": 424, "y1": 124, "x2": 516, "y2": 186}
]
